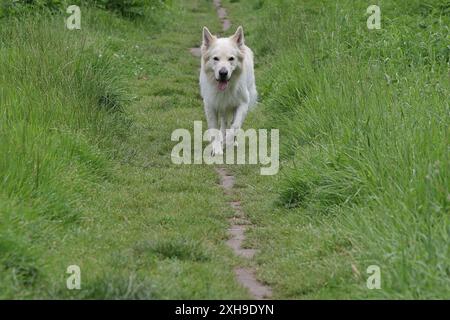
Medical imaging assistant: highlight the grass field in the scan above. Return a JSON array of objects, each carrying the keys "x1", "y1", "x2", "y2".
[{"x1": 0, "y1": 0, "x2": 449, "y2": 299}]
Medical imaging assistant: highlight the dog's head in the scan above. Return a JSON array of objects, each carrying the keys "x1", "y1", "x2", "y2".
[{"x1": 201, "y1": 26, "x2": 245, "y2": 91}]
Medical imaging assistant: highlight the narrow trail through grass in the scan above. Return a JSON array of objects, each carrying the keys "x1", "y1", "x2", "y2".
[
  {"x1": 79, "y1": 0, "x2": 254, "y2": 299},
  {"x1": 215, "y1": 167, "x2": 273, "y2": 299},
  {"x1": 189, "y1": 0, "x2": 273, "y2": 299}
]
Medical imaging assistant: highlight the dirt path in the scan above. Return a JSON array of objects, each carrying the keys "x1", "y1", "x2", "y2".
[
  {"x1": 189, "y1": 0, "x2": 231, "y2": 57},
  {"x1": 216, "y1": 168, "x2": 272, "y2": 300},
  {"x1": 213, "y1": 0, "x2": 231, "y2": 32},
  {"x1": 189, "y1": 0, "x2": 272, "y2": 300}
]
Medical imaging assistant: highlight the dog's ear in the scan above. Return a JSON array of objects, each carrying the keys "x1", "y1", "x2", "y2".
[
  {"x1": 232, "y1": 26, "x2": 245, "y2": 47},
  {"x1": 202, "y1": 27, "x2": 215, "y2": 48}
]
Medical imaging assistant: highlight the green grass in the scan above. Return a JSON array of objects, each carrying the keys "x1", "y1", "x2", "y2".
[
  {"x1": 0, "y1": 0, "x2": 249, "y2": 299},
  {"x1": 1, "y1": 0, "x2": 448, "y2": 299},
  {"x1": 224, "y1": 0, "x2": 449, "y2": 298}
]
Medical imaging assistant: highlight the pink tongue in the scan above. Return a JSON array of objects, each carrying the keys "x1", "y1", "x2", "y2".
[{"x1": 218, "y1": 81, "x2": 228, "y2": 91}]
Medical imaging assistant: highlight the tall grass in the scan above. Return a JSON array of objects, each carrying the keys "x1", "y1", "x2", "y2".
[
  {"x1": 0, "y1": 10, "x2": 131, "y2": 295},
  {"x1": 250, "y1": 0, "x2": 449, "y2": 297},
  {"x1": 0, "y1": 0, "x2": 170, "y2": 19}
]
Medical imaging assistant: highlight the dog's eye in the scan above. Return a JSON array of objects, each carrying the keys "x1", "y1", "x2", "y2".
[
  {"x1": 228, "y1": 57, "x2": 235, "y2": 61},
  {"x1": 213, "y1": 57, "x2": 219, "y2": 61}
]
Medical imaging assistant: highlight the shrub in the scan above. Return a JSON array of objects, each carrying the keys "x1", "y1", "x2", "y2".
[
  {"x1": 0, "y1": 0, "x2": 64, "y2": 17},
  {"x1": 0, "y1": 0, "x2": 170, "y2": 18},
  {"x1": 92, "y1": 0, "x2": 169, "y2": 18}
]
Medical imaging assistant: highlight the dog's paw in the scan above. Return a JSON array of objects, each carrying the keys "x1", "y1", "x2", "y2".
[{"x1": 210, "y1": 141, "x2": 223, "y2": 156}]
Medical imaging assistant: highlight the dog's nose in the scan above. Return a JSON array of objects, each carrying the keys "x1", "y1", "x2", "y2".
[{"x1": 219, "y1": 68, "x2": 228, "y2": 79}]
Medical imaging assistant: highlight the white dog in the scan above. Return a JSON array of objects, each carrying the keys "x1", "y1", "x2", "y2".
[{"x1": 199, "y1": 26, "x2": 257, "y2": 155}]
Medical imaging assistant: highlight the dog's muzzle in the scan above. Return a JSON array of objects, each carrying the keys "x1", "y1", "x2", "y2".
[
  {"x1": 218, "y1": 68, "x2": 229, "y2": 81},
  {"x1": 217, "y1": 68, "x2": 229, "y2": 91}
]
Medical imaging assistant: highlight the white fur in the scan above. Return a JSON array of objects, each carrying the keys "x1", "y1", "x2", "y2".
[{"x1": 199, "y1": 26, "x2": 257, "y2": 155}]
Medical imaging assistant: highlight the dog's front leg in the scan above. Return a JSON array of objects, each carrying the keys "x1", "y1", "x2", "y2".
[
  {"x1": 226, "y1": 103, "x2": 248, "y2": 147},
  {"x1": 204, "y1": 104, "x2": 223, "y2": 156},
  {"x1": 219, "y1": 112, "x2": 227, "y2": 148}
]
